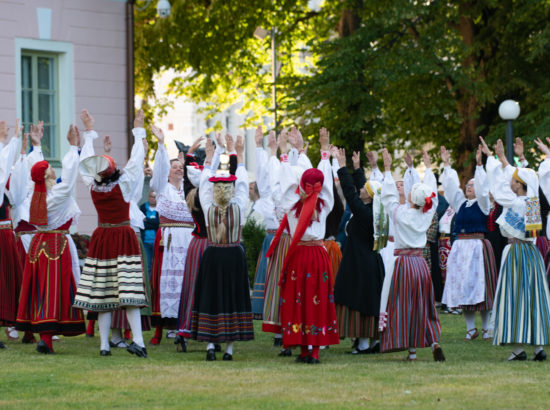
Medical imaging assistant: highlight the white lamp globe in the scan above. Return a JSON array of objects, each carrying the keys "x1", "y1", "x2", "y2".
[
  {"x1": 156, "y1": 0, "x2": 171, "y2": 18},
  {"x1": 498, "y1": 100, "x2": 520, "y2": 120}
]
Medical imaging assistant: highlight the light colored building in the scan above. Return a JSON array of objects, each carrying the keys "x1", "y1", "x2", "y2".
[{"x1": 0, "y1": 0, "x2": 132, "y2": 234}]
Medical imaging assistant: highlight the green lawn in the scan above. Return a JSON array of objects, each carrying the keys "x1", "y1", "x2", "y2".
[{"x1": 1, "y1": 313, "x2": 549, "y2": 409}]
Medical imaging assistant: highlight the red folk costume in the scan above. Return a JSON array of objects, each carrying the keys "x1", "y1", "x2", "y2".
[
  {"x1": 276, "y1": 151, "x2": 339, "y2": 360},
  {"x1": 16, "y1": 146, "x2": 85, "y2": 353}
]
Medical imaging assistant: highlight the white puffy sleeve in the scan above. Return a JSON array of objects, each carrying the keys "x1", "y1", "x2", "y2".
[
  {"x1": 255, "y1": 147, "x2": 271, "y2": 199},
  {"x1": 474, "y1": 165, "x2": 490, "y2": 215},
  {"x1": 151, "y1": 143, "x2": 169, "y2": 194},
  {"x1": 279, "y1": 157, "x2": 300, "y2": 213},
  {"x1": 381, "y1": 170, "x2": 400, "y2": 218},
  {"x1": 0, "y1": 136, "x2": 22, "y2": 202},
  {"x1": 9, "y1": 155, "x2": 30, "y2": 208},
  {"x1": 79, "y1": 130, "x2": 99, "y2": 188},
  {"x1": 403, "y1": 166, "x2": 420, "y2": 201},
  {"x1": 118, "y1": 127, "x2": 146, "y2": 202},
  {"x1": 539, "y1": 158, "x2": 550, "y2": 202},
  {"x1": 49, "y1": 146, "x2": 80, "y2": 211},
  {"x1": 199, "y1": 166, "x2": 214, "y2": 226},
  {"x1": 317, "y1": 153, "x2": 334, "y2": 213},
  {"x1": 297, "y1": 151, "x2": 313, "y2": 170},
  {"x1": 234, "y1": 164, "x2": 249, "y2": 225},
  {"x1": 440, "y1": 165, "x2": 466, "y2": 212},
  {"x1": 268, "y1": 155, "x2": 282, "y2": 207},
  {"x1": 369, "y1": 166, "x2": 384, "y2": 183},
  {"x1": 27, "y1": 146, "x2": 44, "y2": 168},
  {"x1": 486, "y1": 156, "x2": 517, "y2": 208}
]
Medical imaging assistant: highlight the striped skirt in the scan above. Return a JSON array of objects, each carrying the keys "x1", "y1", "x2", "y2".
[
  {"x1": 262, "y1": 233, "x2": 291, "y2": 334},
  {"x1": 324, "y1": 239, "x2": 342, "y2": 288},
  {"x1": 251, "y1": 232, "x2": 275, "y2": 319},
  {"x1": 336, "y1": 304, "x2": 378, "y2": 339},
  {"x1": 381, "y1": 249, "x2": 441, "y2": 352},
  {"x1": 74, "y1": 226, "x2": 147, "y2": 312},
  {"x1": 491, "y1": 243, "x2": 550, "y2": 346},
  {"x1": 438, "y1": 236, "x2": 451, "y2": 284},
  {"x1": 0, "y1": 228, "x2": 23, "y2": 326},
  {"x1": 177, "y1": 236, "x2": 208, "y2": 337}
]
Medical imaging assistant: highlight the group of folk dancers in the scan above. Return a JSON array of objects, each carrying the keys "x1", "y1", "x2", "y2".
[{"x1": 1, "y1": 109, "x2": 550, "y2": 363}]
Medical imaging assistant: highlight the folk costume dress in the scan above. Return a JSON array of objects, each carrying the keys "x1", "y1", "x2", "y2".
[
  {"x1": 487, "y1": 157, "x2": 550, "y2": 346},
  {"x1": 262, "y1": 150, "x2": 312, "y2": 335},
  {"x1": 16, "y1": 146, "x2": 85, "y2": 343},
  {"x1": 251, "y1": 147, "x2": 279, "y2": 319},
  {"x1": 150, "y1": 144, "x2": 194, "y2": 331},
  {"x1": 189, "y1": 164, "x2": 254, "y2": 343},
  {"x1": 334, "y1": 167, "x2": 385, "y2": 340},
  {"x1": 440, "y1": 165, "x2": 497, "y2": 314},
  {"x1": 0, "y1": 135, "x2": 23, "y2": 332},
  {"x1": 74, "y1": 129, "x2": 147, "y2": 313},
  {"x1": 379, "y1": 170, "x2": 442, "y2": 353},
  {"x1": 277, "y1": 152, "x2": 339, "y2": 350}
]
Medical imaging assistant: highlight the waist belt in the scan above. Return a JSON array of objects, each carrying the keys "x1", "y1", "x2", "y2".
[
  {"x1": 37, "y1": 230, "x2": 69, "y2": 235},
  {"x1": 16, "y1": 231, "x2": 36, "y2": 237},
  {"x1": 0, "y1": 224, "x2": 13, "y2": 231},
  {"x1": 394, "y1": 248, "x2": 423, "y2": 257},
  {"x1": 209, "y1": 242, "x2": 241, "y2": 248},
  {"x1": 266, "y1": 229, "x2": 277, "y2": 234},
  {"x1": 508, "y1": 238, "x2": 531, "y2": 245},
  {"x1": 298, "y1": 240, "x2": 324, "y2": 247},
  {"x1": 161, "y1": 223, "x2": 194, "y2": 229},
  {"x1": 99, "y1": 221, "x2": 130, "y2": 228},
  {"x1": 439, "y1": 234, "x2": 451, "y2": 240},
  {"x1": 457, "y1": 233, "x2": 484, "y2": 240}
]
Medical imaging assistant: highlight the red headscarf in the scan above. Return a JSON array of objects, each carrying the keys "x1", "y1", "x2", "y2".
[{"x1": 30, "y1": 160, "x2": 50, "y2": 226}]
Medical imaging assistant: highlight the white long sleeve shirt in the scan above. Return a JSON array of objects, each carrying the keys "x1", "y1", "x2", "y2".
[{"x1": 440, "y1": 165, "x2": 490, "y2": 216}]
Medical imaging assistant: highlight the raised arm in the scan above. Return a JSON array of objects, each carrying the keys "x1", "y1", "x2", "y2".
[
  {"x1": 199, "y1": 138, "x2": 215, "y2": 224},
  {"x1": 49, "y1": 125, "x2": 80, "y2": 208},
  {"x1": 234, "y1": 135, "x2": 249, "y2": 225},
  {"x1": 439, "y1": 146, "x2": 466, "y2": 211},
  {"x1": 118, "y1": 110, "x2": 146, "y2": 202},
  {"x1": 151, "y1": 125, "x2": 169, "y2": 194},
  {"x1": 0, "y1": 120, "x2": 22, "y2": 201},
  {"x1": 78, "y1": 109, "x2": 99, "y2": 187},
  {"x1": 317, "y1": 127, "x2": 334, "y2": 213},
  {"x1": 473, "y1": 147, "x2": 490, "y2": 214}
]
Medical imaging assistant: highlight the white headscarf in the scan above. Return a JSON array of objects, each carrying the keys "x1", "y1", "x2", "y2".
[{"x1": 411, "y1": 182, "x2": 435, "y2": 212}]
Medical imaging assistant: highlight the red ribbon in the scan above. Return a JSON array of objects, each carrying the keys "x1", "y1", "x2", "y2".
[{"x1": 422, "y1": 192, "x2": 436, "y2": 213}]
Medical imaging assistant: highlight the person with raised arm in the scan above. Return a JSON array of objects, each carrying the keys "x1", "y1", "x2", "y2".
[
  {"x1": 148, "y1": 123, "x2": 196, "y2": 345},
  {"x1": 16, "y1": 124, "x2": 85, "y2": 354},
  {"x1": 483, "y1": 137, "x2": 550, "y2": 361},
  {"x1": 190, "y1": 136, "x2": 254, "y2": 361},
  {"x1": 439, "y1": 145, "x2": 497, "y2": 341},
  {"x1": 379, "y1": 148, "x2": 445, "y2": 362},
  {"x1": 333, "y1": 148, "x2": 385, "y2": 354},
  {"x1": 0, "y1": 120, "x2": 23, "y2": 349},
  {"x1": 74, "y1": 109, "x2": 149, "y2": 358},
  {"x1": 276, "y1": 127, "x2": 339, "y2": 364}
]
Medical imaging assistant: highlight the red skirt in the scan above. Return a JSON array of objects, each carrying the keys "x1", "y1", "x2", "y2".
[
  {"x1": 324, "y1": 239, "x2": 342, "y2": 288},
  {"x1": 0, "y1": 228, "x2": 23, "y2": 326},
  {"x1": 279, "y1": 244, "x2": 339, "y2": 347},
  {"x1": 150, "y1": 229, "x2": 169, "y2": 325},
  {"x1": 16, "y1": 231, "x2": 85, "y2": 334}
]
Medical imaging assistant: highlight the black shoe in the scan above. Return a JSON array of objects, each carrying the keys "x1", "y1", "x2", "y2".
[
  {"x1": 127, "y1": 342, "x2": 148, "y2": 358},
  {"x1": 109, "y1": 340, "x2": 129, "y2": 348},
  {"x1": 307, "y1": 357, "x2": 320, "y2": 364},
  {"x1": 273, "y1": 337, "x2": 283, "y2": 347},
  {"x1": 174, "y1": 335, "x2": 183, "y2": 345},
  {"x1": 295, "y1": 355, "x2": 308, "y2": 363},
  {"x1": 0, "y1": 341, "x2": 5, "y2": 349},
  {"x1": 176, "y1": 338, "x2": 187, "y2": 353},
  {"x1": 351, "y1": 338, "x2": 359, "y2": 350},
  {"x1": 222, "y1": 353, "x2": 233, "y2": 361},
  {"x1": 278, "y1": 348, "x2": 292, "y2": 357},
  {"x1": 366, "y1": 341, "x2": 380, "y2": 354},
  {"x1": 100, "y1": 350, "x2": 111, "y2": 356},
  {"x1": 534, "y1": 350, "x2": 547, "y2": 362},
  {"x1": 508, "y1": 350, "x2": 527, "y2": 361},
  {"x1": 214, "y1": 343, "x2": 222, "y2": 352},
  {"x1": 36, "y1": 340, "x2": 53, "y2": 354},
  {"x1": 350, "y1": 347, "x2": 369, "y2": 355},
  {"x1": 22, "y1": 336, "x2": 36, "y2": 344},
  {"x1": 432, "y1": 344, "x2": 446, "y2": 362},
  {"x1": 206, "y1": 348, "x2": 216, "y2": 361}
]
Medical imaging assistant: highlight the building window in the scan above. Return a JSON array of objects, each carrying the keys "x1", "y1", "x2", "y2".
[{"x1": 21, "y1": 52, "x2": 59, "y2": 160}]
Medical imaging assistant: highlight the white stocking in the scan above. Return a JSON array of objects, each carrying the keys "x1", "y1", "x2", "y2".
[
  {"x1": 98, "y1": 312, "x2": 112, "y2": 351},
  {"x1": 111, "y1": 328, "x2": 123, "y2": 343},
  {"x1": 481, "y1": 311, "x2": 490, "y2": 330},
  {"x1": 207, "y1": 342, "x2": 215, "y2": 351},
  {"x1": 226, "y1": 342, "x2": 234, "y2": 355},
  {"x1": 357, "y1": 338, "x2": 370, "y2": 351},
  {"x1": 125, "y1": 308, "x2": 144, "y2": 347},
  {"x1": 464, "y1": 311, "x2": 475, "y2": 331}
]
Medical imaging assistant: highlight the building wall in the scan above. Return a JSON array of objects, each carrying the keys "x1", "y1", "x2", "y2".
[{"x1": 0, "y1": 0, "x2": 128, "y2": 234}]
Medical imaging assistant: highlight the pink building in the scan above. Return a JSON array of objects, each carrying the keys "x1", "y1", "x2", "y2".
[{"x1": 0, "y1": 0, "x2": 133, "y2": 234}]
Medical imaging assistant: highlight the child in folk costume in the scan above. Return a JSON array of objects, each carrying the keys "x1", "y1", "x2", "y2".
[
  {"x1": 484, "y1": 137, "x2": 550, "y2": 361},
  {"x1": 74, "y1": 109, "x2": 149, "y2": 358},
  {"x1": 16, "y1": 124, "x2": 85, "y2": 354},
  {"x1": 277, "y1": 127, "x2": 339, "y2": 364},
  {"x1": 440, "y1": 146, "x2": 497, "y2": 341},
  {"x1": 379, "y1": 148, "x2": 445, "y2": 362},
  {"x1": 190, "y1": 136, "x2": 254, "y2": 361},
  {"x1": 333, "y1": 148, "x2": 385, "y2": 354},
  {"x1": 0, "y1": 121, "x2": 24, "y2": 348},
  {"x1": 148, "y1": 125, "x2": 195, "y2": 344}
]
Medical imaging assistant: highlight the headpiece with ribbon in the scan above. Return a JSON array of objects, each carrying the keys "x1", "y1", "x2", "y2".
[
  {"x1": 29, "y1": 160, "x2": 50, "y2": 226},
  {"x1": 411, "y1": 182, "x2": 436, "y2": 213},
  {"x1": 79, "y1": 155, "x2": 117, "y2": 182}
]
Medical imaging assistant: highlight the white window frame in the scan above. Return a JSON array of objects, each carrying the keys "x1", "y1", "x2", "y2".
[{"x1": 15, "y1": 38, "x2": 74, "y2": 166}]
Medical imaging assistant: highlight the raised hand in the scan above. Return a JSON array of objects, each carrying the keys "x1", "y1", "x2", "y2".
[
  {"x1": 513, "y1": 137, "x2": 524, "y2": 160},
  {"x1": 440, "y1": 146, "x2": 450, "y2": 166},
  {"x1": 142, "y1": 137, "x2": 149, "y2": 153},
  {"x1": 144, "y1": 164, "x2": 153, "y2": 177},
  {"x1": 336, "y1": 147, "x2": 346, "y2": 168},
  {"x1": 267, "y1": 130, "x2": 277, "y2": 156},
  {"x1": 476, "y1": 146, "x2": 482, "y2": 165},
  {"x1": 255, "y1": 125, "x2": 263, "y2": 148},
  {"x1": 352, "y1": 151, "x2": 361, "y2": 170},
  {"x1": 330, "y1": 145, "x2": 339, "y2": 159},
  {"x1": 278, "y1": 128, "x2": 288, "y2": 154},
  {"x1": 382, "y1": 148, "x2": 392, "y2": 172},
  {"x1": 29, "y1": 123, "x2": 41, "y2": 147},
  {"x1": 204, "y1": 138, "x2": 214, "y2": 164},
  {"x1": 216, "y1": 132, "x2": 226, "y2": 149},
  {"x1": 494, "y1": 139, "x2": 509, "y2": 166},
  {"x1": 366, "y1": 151, "x2": 378, "y2": 169},
  {"x1": 226, "y1": 134, "x2": 235, "y2": 152},
  {"x1": 80, "y1": 109, "x2": 94, "y2": 131},
  {"x1": 103, "y1": 135, "x2": 112, "y2": 153},
  {"x1": 21, "y1": 133, "x2": 29, "y2": 155},
  {"x1": 134, "y1": 109, "x2": 145, "y2": 129},
  {"x1": 303, "y1": 141, "x2": 309, "y2": 155},
  {"x1": 404, "y1": 150, "x2": 414, "y2": 168},
  {"x1": 150, "y1": 124, "x2": 164, "y2": 144},
  {"x1": 188, "y1": 136, "x2": 205, "y2": 155},
  {"x1": 478, "y1": 136, "x2": 492, "y2": 156},
  {"x1": 13, "y1": 119, "x2": 22, "y2": 138},
  {"x1": 422, "y1": 149, "x2": 431, "y2": 169},
  {"x1": 236, "y1": 135, "x2": 245, "y2": 163},
  {"x1": 534, "y1": 138, "x2": 550, "y2": 156},
  {"x1": 67, "y1": 124, "x2": 79, "y2": 146},
  {"x1": 178, "y1": 151, "x2": 184, "y2": 163},
  {"x1": 319, "y1": 127, "x2": 330, "y2": 151},
  {"x1": 0, "y1": 121, "x2": 9, "y2": 143}
]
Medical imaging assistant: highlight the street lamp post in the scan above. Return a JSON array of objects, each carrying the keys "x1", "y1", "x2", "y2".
[{"x1": 498, "y1": 100, "x2": 520, "y2": 164}]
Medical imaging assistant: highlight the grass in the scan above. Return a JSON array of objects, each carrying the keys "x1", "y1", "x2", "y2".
[{"x1": 1, "y1": 313, "x2": 549, "y2": 409}]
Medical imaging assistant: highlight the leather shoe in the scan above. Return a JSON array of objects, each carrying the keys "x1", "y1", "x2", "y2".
[
  {"x1": 22, "y1": 336, "x2": 37, "y2": 344},
  {"x1": 109, "y1": 340, "x2": 129, "y2": 348},
  {"x1": 214, "y1": 343, "x2": 222, "y2": 352},
  {"x1": 100, "y1": 350, "x2": 111, "y2": 356},
  {"x1": 0, "y1": 341, "x2": 5, "y2": 349},
  {"x1": 432, "y1": 344, "x2": 446, "y2": 362},
  {"x1": 176, "y1": 338, "x2": 187, "y2": 353},
  {"x1": 36, "y1": 340, "x2": 53, "y2": 354},
  {"x1": 273, "y1": 337, "x2": 283, "y2": 347},
  {"x1": 534, "y1": 350, "x2": 547, "y2": 362},
  {"x1": 278, "y1": 348, "x2": 292, "y2": 357},
  {"x1": 508, "y1": 350, "x2": 527, "y2": 361},
  {"x1": 295, "y1": 355, "x2": 308, "y2": 363},
  {"x1": 127, "y1": 342, "x2": 148, "y2": 358},
  {"x1": 222, "y1": 353, "x2": 233, "y2": 361},
  {"x1": 366, "y1": 341, "x2": 380, "y2": 354},
  {"x1": 206, "y1": 348, "x2": 216, "y2": 361}
]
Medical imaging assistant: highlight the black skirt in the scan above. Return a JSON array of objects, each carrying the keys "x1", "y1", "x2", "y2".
[{"x1": 189, "y1": 245, "x2": 254, "y2": 342}]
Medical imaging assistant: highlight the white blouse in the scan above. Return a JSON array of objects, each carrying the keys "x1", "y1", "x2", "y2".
[
  {"x1": 0, "y1": 135, "x2": 21, "y2": 211},
  {"x1": 440, "y1": 165, "x2": 490, "y2": 215}
]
